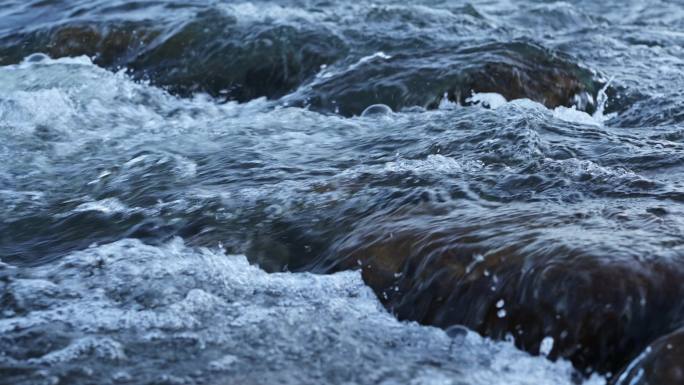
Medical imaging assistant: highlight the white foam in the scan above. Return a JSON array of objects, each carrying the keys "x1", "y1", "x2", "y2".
[
  {"x1": 553, "y1": 79, "x2": 616, "y2": 126},
  {"x1": 219, "y1": 2, "x2": 322, "y2": 23},
  {"x1": 464, "y1": 87, "x2": 617, "y2": 127},
  {"x1": 552, "y1": 105, "x2": 602, "y2": 126},
  {"x1": 72, "y1": 198, "x2": 129, "y2": 215},
  {"x1": 27, "y1": 337, "x2": 126, "y2": 365},
  {"x1": 385, "y1": 155, "x2": 484, "y2": 174},
  {"x1": 541, "y1": 158, "x2": 647, "y2": 184},
  {"x1": 0, "y1": 238, "x2": 604, "y2": 385},
  {"x1": 467, "y1": 92, "x2": 508, "y2": 109}
]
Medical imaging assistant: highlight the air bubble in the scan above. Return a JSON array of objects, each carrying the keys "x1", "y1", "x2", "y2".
[{"x1": 361, "y1": 104, "x2": 392, "y2": 117}]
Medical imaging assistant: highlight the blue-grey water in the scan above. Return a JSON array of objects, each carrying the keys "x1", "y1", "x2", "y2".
[{"x1": 1, "y1": 1, "x2": 684, "y2": 384}]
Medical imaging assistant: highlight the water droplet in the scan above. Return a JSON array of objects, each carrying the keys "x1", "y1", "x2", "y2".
[{"x1": 540, "y1": 337, "x2": 554, "y2": 357}]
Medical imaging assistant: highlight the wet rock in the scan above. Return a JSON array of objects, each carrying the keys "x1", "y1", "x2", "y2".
[
  {"x1": 613, "y1": 328, "x2": 684, "y2": 385},
  {"x1": 0, "y1": 10, "x2": 348, "y2": 101},
  {"x1": 127, "y1": 10, "x2": 348, "y2": 100},
  {"x1": 0, "y1": 22, "x2": 160, "y2": 68},
  {"x1": 315, "y1": 213, "x2": 684, "y2": 375},
  {"x1": 287, "y1": 40, "x2": 603, "y2": 116},
  {"x1": 0, "y1": 16, "x2": 604, "y2": 116}
]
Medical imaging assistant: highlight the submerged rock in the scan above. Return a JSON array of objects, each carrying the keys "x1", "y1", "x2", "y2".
[
  {"x1": 1, "y1": 18, "x2": 606, "y2": 117},
  {"x1": 313, "y1": 213, "x2": 684, "y2": 376},
  {"x1": 126, "y1": 10, "x2": 347, "y2": 100},
  {"x1": 286, "y1": 40, "x2": 604, "y2": 116},
  {"x1": 0, "y1": 22, "x2": 161, "y2": 68},
  {"x1": 0, "y1": 10, "x2": 348, "y2": 101},
  {"x1": 613, "y1": 328, "x2": 684, "y2": 385}
]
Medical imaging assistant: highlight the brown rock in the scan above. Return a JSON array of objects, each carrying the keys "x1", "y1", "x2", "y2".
[
  {"x1": 317, "y1": 214, "x2": 684, "y2": 375},
  {"x1": 289, "y1": 40, "x2": 603, "y2": 116},
  {"x1": 613, "y1": 328, "x2": 684, "y2": 385}
]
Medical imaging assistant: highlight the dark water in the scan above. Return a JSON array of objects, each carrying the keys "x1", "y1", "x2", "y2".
[{"x1": 1, "y1": 1, "x2": 684, "y2": 384}]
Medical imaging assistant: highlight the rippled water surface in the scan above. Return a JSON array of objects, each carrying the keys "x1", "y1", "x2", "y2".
[{"x1": 2, "y1": 1, "x2": 684, "y2": 384}]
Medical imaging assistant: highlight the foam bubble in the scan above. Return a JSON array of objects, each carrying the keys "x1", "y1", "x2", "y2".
[{"x1": 467, "y1": 93, "x2": 508, "y2": 109}]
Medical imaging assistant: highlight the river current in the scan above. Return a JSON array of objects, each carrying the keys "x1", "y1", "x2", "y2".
[{"x1": 1, "y1": 1, "x2": 684, "y2": 384}]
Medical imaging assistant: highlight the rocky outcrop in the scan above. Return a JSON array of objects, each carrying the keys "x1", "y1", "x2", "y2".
[
  {"x1": 0, "y1": 11, "x2": 348, "y2": 101},
  {"x1": 1, "y1": 19, "x2": 605, "y2": 116},
  {"x1": 314, "y1": 214, "x2": 684, "y2": 376},
  {"x1": 285, "y1": 40, "x2": 603, "y2": 116}
]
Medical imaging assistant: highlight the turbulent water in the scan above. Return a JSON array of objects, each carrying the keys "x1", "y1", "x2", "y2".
[{"x1": 2, "y1": 1, "x2": 684, "y2": 384}]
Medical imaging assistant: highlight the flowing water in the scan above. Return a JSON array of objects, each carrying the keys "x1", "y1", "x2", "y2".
[{"x1": 1, "y1": 1, "x2": 684, "y2": 384}]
